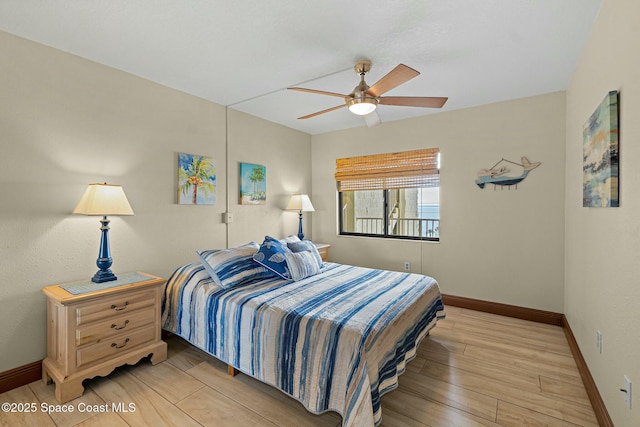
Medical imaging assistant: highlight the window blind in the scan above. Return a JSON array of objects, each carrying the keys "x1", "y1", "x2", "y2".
[{"x1": 335, "y1": 148, "x2": 440, "y2": 191}]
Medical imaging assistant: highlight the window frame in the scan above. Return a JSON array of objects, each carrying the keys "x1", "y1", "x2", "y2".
[
  {"x1": 337, "y1": 188, "x2": 439, "y2": 242},
  {"x1": 335, "y1": 148, "x2": 441, "y2": 242}
]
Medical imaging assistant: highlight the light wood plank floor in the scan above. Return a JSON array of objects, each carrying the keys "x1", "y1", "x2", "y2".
[{"x1": 0, "y1": 307, "x2": 599, "y2": 426}]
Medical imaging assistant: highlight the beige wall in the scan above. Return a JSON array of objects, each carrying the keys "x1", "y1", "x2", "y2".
[
  {"x1": 0, "y1": 31, "x2": 311, "y2": 372},
  {"x1": 312, "y1": 92, "x2": 566, "y2": 313},
  {"x1": 565, "y1": 0, "x2": 640, "y2": 424},
  {"x1": 227, "y1": 109, "x2": 312, "y2": 246}
]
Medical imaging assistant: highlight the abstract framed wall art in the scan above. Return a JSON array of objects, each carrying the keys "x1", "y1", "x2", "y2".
[
  {"x1": 239, "y1": 162, "x2": 266, "y2": 205},
  {"x1": 178, "y1": 153, "x2": 216, "y2": 205},
  {"x1": 583, "y1": 90, "x2": 619, "y2": 207}
]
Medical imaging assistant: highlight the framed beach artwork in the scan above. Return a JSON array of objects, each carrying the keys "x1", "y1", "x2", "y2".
[
  {"x1": 239, "y1": 162, "x2": 266, "y2": 205},
  {"x1": 583, "y1": 91, "x2": 619, "y2": 207},
  {"x1": 178, "y1": 153, "x2": 216, "y2": 205}
]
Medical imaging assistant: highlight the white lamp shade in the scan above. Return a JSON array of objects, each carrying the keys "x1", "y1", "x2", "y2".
[
  {"x1": 73, "y1": 183, "x2": 134, "y2": 216},
  {"x1": 286, "y1": 194, "x2": 315, "y2": 212}
]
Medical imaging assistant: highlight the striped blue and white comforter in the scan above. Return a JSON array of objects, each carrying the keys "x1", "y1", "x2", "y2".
[{"x1": 162, "y1": 262, "x2": 445, "y2": 426}]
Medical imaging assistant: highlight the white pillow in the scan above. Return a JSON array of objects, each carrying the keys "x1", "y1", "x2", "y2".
[
  {"x1": 287, "y1": 240, "x2": 323, "y2": 268},
  {"x1": 284, "y1": 250, "x2": 320, "y2": 281},
  {"x1": 280, "y1": 234, "x2": 301, "y2": 244}
]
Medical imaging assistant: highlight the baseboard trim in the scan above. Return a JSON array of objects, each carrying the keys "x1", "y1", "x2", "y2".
[
  {"x1": 0, "y1": 360, "x2": 41, "y2": 395},
  {"x1": 563, "y1": 315, "x2": 613, "y2": 427},
  {"x1": 441, "y1": 294, "x2": 564, "y2": 325}
]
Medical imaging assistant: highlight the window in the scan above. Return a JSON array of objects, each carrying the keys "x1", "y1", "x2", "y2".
[{"x1": 336, "y1": 148, "x2": 440, "y2": 241}]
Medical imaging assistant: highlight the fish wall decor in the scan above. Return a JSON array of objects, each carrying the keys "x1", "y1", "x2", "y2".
[{"x1": 476, "y1": 157, "x2": 541, "y2": 189}]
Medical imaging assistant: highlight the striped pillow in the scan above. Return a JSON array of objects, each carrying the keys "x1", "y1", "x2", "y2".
[
  {"x1": 197, "y1": 242, "x2": 272, "y2": 288},
  {"x1": 287, "y1": 240, "x2": 323, "y2": 269},
  {"x1": 284, "y1": 250, "x2": 320, "y2": 281}
]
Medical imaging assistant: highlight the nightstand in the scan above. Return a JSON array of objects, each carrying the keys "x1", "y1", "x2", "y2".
[
  {"x1": 314, "y1": 243, "x2": 331, "y2": 262},
  {"x1": 41, "y1": 272, "x2": 167, "y2": 403}
]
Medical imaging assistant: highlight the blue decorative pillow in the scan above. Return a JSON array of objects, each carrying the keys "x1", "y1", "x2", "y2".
[
  {"x1": 287, "y1": 240, "x2": 323, "y2": 269},
  {"x1": 253, "y1": 236, "x2": 292, "y2": 279},
  {"x1": 284, "y1": 251, "x2": 320, "y2": 281},
  {"x1": 198, "y1": 242, "x2": 272, "y2": 288}
]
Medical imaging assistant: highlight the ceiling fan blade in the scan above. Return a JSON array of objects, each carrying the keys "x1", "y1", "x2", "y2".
[
  {"x1": 288, "y1": 87, "x2": 348, "y2": 98},
  {"x1": 298, "y1": 104, "x2": 347, "y2": 120},
  {"x1": 363, "y1": 110, "x2": 381, "y2": 127},
  {"x1": 366, "y1": 64, "x2": 420, "y2": 97},
  {"x1": 378, "y1": 96, "x2": 448, "y2": 108}
]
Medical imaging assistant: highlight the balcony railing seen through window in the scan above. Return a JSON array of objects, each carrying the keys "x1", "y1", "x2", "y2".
[{"x1": 355, "y1": 217, "x2": 440, "y2": 238}]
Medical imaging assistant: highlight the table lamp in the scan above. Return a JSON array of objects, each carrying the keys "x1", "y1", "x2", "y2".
[
  {"x1": 286, "y1": 194, "x2": 314, "y2": 240},
  {"x1": 73, "y1": 183, "x2": 134, "y2": 283}
]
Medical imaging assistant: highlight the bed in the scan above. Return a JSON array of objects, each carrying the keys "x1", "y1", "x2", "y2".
[{"x1": 161, "y1": 239, "x2": 445, "y2": 426}]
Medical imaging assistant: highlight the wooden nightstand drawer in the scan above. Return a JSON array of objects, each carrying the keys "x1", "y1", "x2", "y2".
[
  {"x1": 76, "y1": 289, "x2": 156, "y2": 326},
  {"x1": 76, "y1": 324, "x2": 156, "y2": 368},
  {"x1": 76, "y1": 305, "x2": 155, "y2": 346}
]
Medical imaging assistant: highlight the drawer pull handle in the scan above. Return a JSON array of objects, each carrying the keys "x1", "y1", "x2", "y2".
[
  {"x1": 111, "y1": 338, "x2": 130, "y2": 349},
  {"x1": 111, "y1": 301, "x2": 129, "y2": 311},
  {"x1": 111, "y1": 320, "x2": 130, "y2": 330}
]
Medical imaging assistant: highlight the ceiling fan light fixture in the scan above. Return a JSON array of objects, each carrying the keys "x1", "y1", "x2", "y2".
[
  {"x1": 347, "y1": 97, "x2": 378, "y2": 115},
  {"x1": 290, "y1": 61, "x2": 446, "y2": 122}
]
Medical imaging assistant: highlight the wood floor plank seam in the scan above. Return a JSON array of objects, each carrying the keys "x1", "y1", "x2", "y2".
[
  {"x1": 415, "y1": 361, "x2": 513, "y2": 417},
  {"x1": 178, "y1": 367, "x2": 283, "y2": 426},
  {"x1": 430, "y1": 394, "x2": 498, "y2": 424},
  {"x1": 537, "y1": 374, "x2": 543, "y2": 392},
  {"x1": 433, "y1": 328, "x2": 578, "y2": 371},
  {"x1": 418, "y1": 353, "x2": 598, "y2": 426},
  {"x1": 496, "y1": 399, "x2": 586, "y2": 427},
  {"x1": 539, "y1": 375, "x2": 593, "y2": 408},
  {"x1": 173, "y1": 382, "x2": 210, "y2": 408},
  {"x1": 450, "y1": 323, "x2": 575, "y2": 359},
  {"x1": 398, "y1": 373, "x2": 499, "y2": 423},
  {"x1": 461, "y1": 344, "x2": 584, "y2": 386},
  {"x1": 422, "y1": 347, "x2": 543, "y2": 393},
  {"x1": 451, "y1": 319, "x2": 571, "y2": 348}
]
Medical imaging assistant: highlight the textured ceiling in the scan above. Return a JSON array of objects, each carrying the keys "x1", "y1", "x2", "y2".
[{"x1": 0, "y1": 0, "x2": 602, "y2": 135}]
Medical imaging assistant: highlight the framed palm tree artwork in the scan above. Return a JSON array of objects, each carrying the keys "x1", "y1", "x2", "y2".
[
  {"x1": 240, "y1": 162, "x2": 266, "y2": 205},
  {"x1": 178, "y1": 153, "x2": 216, "y2": 205}
]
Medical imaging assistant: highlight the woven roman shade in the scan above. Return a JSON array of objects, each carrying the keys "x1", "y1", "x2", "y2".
[{"x1": 335, "y1": 148, "x2": 440, "y2": 191}]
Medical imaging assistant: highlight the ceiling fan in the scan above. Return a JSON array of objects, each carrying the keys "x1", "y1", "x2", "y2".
[{"x1": 288, "y1": 60, "x2": 448, "y2": 126}]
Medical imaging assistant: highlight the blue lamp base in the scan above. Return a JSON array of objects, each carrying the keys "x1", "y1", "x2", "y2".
[
  {"x1": 91, "y1": 216, "x2": 117, "y2": 283},
  {"x1": 297, "y1": 211, "x2": 304, "y2": 240},
  {"x1": 92, "y1": 268, "x2": 117, "y2": 283}
]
